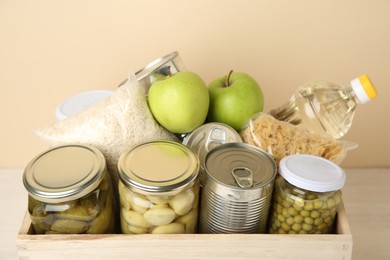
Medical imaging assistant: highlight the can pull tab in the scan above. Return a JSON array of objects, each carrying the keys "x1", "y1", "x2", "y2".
[
  {"x1": 231, "y1": 167, "x2": 253, "y2": 188},
  {"x1": 205, "y1": 127, "x2": 226, "y2": 152}
]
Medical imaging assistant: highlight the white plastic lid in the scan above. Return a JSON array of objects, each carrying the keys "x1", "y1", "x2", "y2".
[
  {"x1": 279, "y1": 154, "x2": 346, "y2": 192},
  {"x1": 55, "y1": 90, "x2": 113, "y2": 121}
]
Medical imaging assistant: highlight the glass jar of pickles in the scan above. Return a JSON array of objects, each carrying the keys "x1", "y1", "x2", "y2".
[
  {"x1": 118, "y1": 140, "x2": 200, "y2": 234},
  {"x1": 268, "y1": 154, "x2": 346, "y2": 234},
  {"x1": 23, "y1": 145, "x2": 116, "y2": 234}
]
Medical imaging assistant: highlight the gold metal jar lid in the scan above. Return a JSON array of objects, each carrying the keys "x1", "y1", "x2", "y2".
[
  {"x1": 118, "y1": 140, "x2": 199, "y2": 196},
  {"x1": 23, "y1": 144, "x2": 107, "y2": 203}
]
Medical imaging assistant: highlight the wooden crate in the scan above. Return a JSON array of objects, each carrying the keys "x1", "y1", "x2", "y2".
[{"x1": 17, "y1": 201, "x2": 352, "y2": 260}]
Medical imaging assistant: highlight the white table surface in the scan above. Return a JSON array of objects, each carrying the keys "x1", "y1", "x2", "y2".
[{"x1": 1, "y1": 168, "x2": 389, "y2": 259}]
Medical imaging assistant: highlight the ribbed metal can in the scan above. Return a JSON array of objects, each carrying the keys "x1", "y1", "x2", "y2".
[{"x1": 199, "y1": 143, "x2": 277, "y2": 234}]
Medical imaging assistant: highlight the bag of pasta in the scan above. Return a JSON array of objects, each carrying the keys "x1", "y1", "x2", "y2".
[{"x1": 239, "y1": 113, "x2": 357, "y2": 165}]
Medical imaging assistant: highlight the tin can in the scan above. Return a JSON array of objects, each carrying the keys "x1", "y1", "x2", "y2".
[
  {"x1": 119, "y1": 51, "x2": 186, "y2": 91},
  {"x1": 23, "y1": 145, "x2": 116, "y2": 234},
  {"x1": 268, "y1": 154, "x2": 346, "y2": 234},
  {"x1": 182, "y1": 122, "x2": 242, "y2": 186},
  {"x1": 199, "y1": 143, "x2": 277, "y2": 234},
  {"x1": 117, "y1": 140, "x2": 200, "y2": 234}
]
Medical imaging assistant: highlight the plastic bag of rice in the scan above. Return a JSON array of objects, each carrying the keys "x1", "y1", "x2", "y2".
[{"x1": 36, "y1": 71, "x2": 178, "y2": 188}]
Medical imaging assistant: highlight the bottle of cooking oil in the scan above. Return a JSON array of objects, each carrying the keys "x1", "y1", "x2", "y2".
[{"x1": 269, "y1": 75, "x2": 377, "y2": 139}]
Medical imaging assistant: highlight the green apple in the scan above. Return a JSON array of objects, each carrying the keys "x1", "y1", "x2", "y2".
[
  {"x1": 207, "y1": 71, "x2": 264, "y2": 131},
  {"x1": 148, "y1": 71, "x2": 209, "y2": 134}
]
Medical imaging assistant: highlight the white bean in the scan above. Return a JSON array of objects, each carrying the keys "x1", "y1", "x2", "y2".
[
  {"x1": 129, "y1": 191, "x2": 152, "y2": 214},
  {"x1": 150, "y1": 204, "x2": 169, "y2": 209},
  {"x1": 121, "y1": 208, "x2": 152, "y2": 228},
  {"x1": 176, "y1": 209, "x2": 198, "y2": 233},
  {"x1": 120, "y1": 211, "x2": 134, "y2": 234},
  {"x1": 118, "y1": 182, "x2": 131, "y2": 210},
  {"x1": 146, "y1": 195, "x2": 170, "y2": 205},
  {"x1": 143, "y1": 207, "x2": 176, "y2": 226},
  {"x1": 169, "y1": 189, "x2": 194, "y2": 216},
  {"x1": 151, "y1": 223, "x2": 185, "y2": 234},
  {"x1": 128, "y1": 224, "x2": 147, "y2": 234}
]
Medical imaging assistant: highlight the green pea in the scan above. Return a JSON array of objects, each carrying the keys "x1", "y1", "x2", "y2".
[
  {"x1": 321, "y1": 210, "x2": 330, "y2": 218},
  {"x1": 327, "y1": 198, "x2": 336, "y2": 209},
  {"x1": 292, "y1": 223, "x2": 302, "y2": 232},
  {"x1": 313, "y1": 200, "x2": 324, "y2": 209},
  {"x1": 317, "y1": 223, "x2": 328, "y2": 231},
  {"x1": 303, "y1": 202, "x2": 314, "y2": 211},
  {"x1": 302, "y1": 223, "x2": 313, "y2": 232},
  {"x1": 310, "y1": 210, "x2": 321, "y2": 219},
  {"x1": 277, "y1": 214, "x2": 285, "y2": 223},
  {"x1": 285, "y1": 196, "x2": 295, "y2": 205},
  {"x1": 282, "y1": 199, "x2": 292, "y2": 208},
  {"x1": 304, "y1": 217, "x2": 314, "y2": 225},
  {"x1": 294, "y1": 215, "x2": 304, "y2": 224},
  {"x1": 324, "y1": 216, "x2": 332, "y2": 224},
  {"x1": 282, "y1": 208, "x2": 289, "y2": 218},
  {"x1": 307, "y1": 194, "x2": 317, "y2": 200},
  {"x1": 300, "y1": 210, "x2": 310, "y2": 217},
  {"x1": 314, "y1": 217, "x2": 324, "y2": 226},
  {"x1": 281, "y1": 222, "x2": 291, "y2": 232},
  {"x1": 288, "y1": 207, "x2": 298, "y2": 216},
  {"x1": 293, "y1": 203, "x2": 303, "y2": 212},
  {"x1": 286, "y1": 217, "x2": 294, "y2": 226}
]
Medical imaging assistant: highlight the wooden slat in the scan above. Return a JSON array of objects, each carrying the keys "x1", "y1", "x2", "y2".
[{"x1": 16, "y1": 202, "x2": 352, "y2": 259}]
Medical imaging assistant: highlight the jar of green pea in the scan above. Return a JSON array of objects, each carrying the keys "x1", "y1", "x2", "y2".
[{"x1": 268, "y1": 154, "x2": 346, "y2": 234}]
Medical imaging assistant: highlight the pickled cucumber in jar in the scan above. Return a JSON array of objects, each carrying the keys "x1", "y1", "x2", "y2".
[
  {"x1": 23, "y1": 145, "x2": 116, "y2": 234},
  {"x1": 28, "y1": 177, "x2": 115, "y2": 234}
]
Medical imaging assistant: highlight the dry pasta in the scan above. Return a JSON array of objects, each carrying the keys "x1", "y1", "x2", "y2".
[{"x1": 240, "y1": 113, "x2": 356, "y2": 165}]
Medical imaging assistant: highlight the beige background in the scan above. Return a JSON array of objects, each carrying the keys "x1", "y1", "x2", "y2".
[{"x1": 1, "y1": 0, "x2": 389, "y2": 168}]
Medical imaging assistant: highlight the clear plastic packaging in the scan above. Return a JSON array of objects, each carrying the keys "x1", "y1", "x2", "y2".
[
  {"x1": 240, "y1": 113, "x2": 357, "y2": 165},
  {"x1": 269, "y1": 75, "x2": 377, "y2": 139}
]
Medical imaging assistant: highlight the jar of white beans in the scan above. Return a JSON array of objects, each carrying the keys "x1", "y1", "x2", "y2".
[{"x1": 117, "y1": 140, "x2": 200, "y2": 234}]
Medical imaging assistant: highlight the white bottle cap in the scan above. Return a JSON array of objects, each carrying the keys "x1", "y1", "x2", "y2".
[
  {"x1": 279, "y1": 154, "x2": 346, "y2": 192},
  {"x1": 56, "y1": 90, "x2": 113, "y2": 121},
  {"x1": 350, "y1": 74, "x2": 377, "y2": 104}
]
